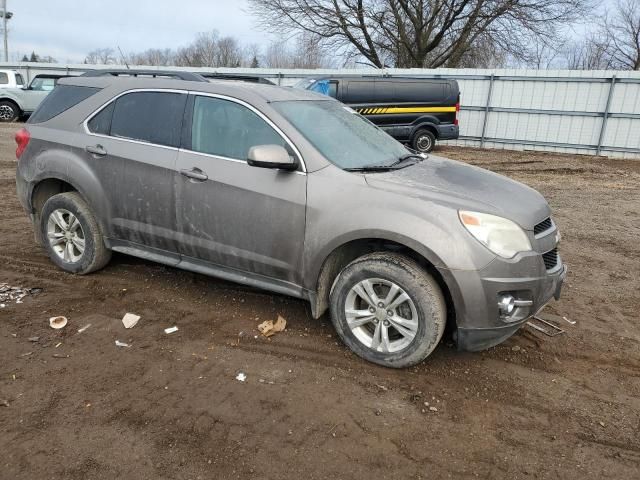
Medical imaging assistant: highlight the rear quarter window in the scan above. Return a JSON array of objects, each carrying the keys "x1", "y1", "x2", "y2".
[
  {"x1": 28, "y1": 85, "x2": 100, "y2": 124},
  {"x1": 0, "y1": 73, "x2": 8, "y2": 84}
]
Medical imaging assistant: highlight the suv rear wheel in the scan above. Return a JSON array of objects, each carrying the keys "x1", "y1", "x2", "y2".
[
  {"x1": 412, "y1": 129, "x2": 436, "y2": 153},
  {"x1": 329, "y1": 252, "x2": 446, "y2": 368},
  {"x1": 40, "y1": 192, "x2": 111, "y2": 274}
]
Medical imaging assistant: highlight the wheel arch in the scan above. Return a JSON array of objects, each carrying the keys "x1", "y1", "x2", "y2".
[
  {"x1": 29, "y1": 175, "x2": 109, "y2": 246},
  {"x1": 411, "y1": 122, "x2": 439, "y2": 141},
  {"x1": 309, "y1": 235, "x2": 456, "y2": 332}
]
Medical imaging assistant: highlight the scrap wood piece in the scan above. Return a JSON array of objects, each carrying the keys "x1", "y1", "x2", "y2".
[{"x1": 258, "y1": 315, "x2": 287, "y2": 337}]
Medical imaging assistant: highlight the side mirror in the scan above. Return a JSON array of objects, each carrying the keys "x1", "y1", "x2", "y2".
[{"x1": 247, "y1": 144, "x2": 297, "y2": 171}]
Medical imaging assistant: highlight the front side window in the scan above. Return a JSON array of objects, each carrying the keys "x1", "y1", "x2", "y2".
[
  {"x1": 109, "y1": 91, "x2": 187, "y2": 148},
  {"x1": 190, "y1": 96, "x2": 287, "y2": 160},
  {"x1": 272, "y1": 100, "x2": 408, "y2": 169},
  {"x1": 15, "y1": 74, "x2": 24, "y2": 86},
  {"x1": 30, "y1": 77, "x2": 57, "y2": 91}
]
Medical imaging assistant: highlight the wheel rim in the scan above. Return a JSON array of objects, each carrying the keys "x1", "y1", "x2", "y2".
[
  {"x1": 416, "y1": 134, "x2": 432, "y2": 152},
  {"x1": 0, "y1": 105, "x2": 15, "y2": 121},
  {"x1": 345, "y1": 278, "x2": 419, "y2": 353},
  {"x1": 47, "y1": 209, "x2": 86, "y2": 263}
]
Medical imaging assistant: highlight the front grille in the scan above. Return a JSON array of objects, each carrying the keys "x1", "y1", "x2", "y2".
[
  {"x1": 534, "y1": 217, "x2": 553, "y2": 235},
  {"x1": 542, "y1": 248, "x2": 559, "y2": 270}
]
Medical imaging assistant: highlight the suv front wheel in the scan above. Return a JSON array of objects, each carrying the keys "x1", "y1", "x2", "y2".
[
  {"x1": 330, "y1": 252, "x2": 446, "y2": 368},
  {"x1": 40, "y1": 192, "x2": 111, "y2": 274}
]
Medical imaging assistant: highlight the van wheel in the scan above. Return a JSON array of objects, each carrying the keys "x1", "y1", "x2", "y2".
[
  {"x1": 40, "y1": 192, "x2": 111, "y2": 274},
  {"x1": 0, "y1": 100, "x2": 19, "y2": 122},
  {"x1": 412, "y1": 130, "x2": 436, "y2": 153},
  {"x1": 329, "y1": 252, "x2": 446, "y2": 368}
]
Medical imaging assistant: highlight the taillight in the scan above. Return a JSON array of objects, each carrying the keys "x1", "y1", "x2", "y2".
[
  {"x1": 454, "y1": 102, "x2": 460, "y2": 126},
  {"x1": 15, "y1": 127, "x2": 30, "y2": 159}
]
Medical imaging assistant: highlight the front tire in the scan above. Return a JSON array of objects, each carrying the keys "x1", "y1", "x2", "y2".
[
  {"x1": 412, "y1": 129, "x2": 436, "y2": 153},
  {"x1": 40, "y1": 192, "x2": 111, "y2": 274},
  {"x1": 330, "y1": 253, "x2": 446, "y2": 368},
  {"x1": 0, "y1": 100, "x2": 19, "y2": 122}
]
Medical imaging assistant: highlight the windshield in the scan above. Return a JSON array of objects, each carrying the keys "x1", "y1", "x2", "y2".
[
  {"x1": 292, "y1": 78, "x2": 317, "y2": 90},
  {"x1": 272, "y1": 100, "x2": 408, "y2": 169}
]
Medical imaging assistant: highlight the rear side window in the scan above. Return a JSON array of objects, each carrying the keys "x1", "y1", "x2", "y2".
[
  {"x1": 29, "y1": 85, "x2": 100, "y2": 124},
  {"x1": 0, "y1": 73, "x2": 8, "y2": 84},
  {"x1": 109, "y1": 92, "x2": 186, "y2": 148},
  {"x1": 15, "y1": 74, "x2": 24, "y2": 86}
]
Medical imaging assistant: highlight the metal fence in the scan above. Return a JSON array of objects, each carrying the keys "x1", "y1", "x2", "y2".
[{"x1": 5, "y1": 63, "x2": 640, "y2": 159}]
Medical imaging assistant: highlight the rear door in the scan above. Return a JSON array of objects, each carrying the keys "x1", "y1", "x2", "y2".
[
  {"x1": 174, "y1": 94, "x2": 307, "y2": 285},
  {"x1": 84, "y1": 90, "x2": 187, "y2": 255}
]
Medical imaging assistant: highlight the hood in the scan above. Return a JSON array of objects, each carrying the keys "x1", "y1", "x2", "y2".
[{"x1": 365, "y1": 154, "x2": 550, "y2": 230}]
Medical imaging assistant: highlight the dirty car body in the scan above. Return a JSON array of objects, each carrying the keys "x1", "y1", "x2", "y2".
[{"x1": 15, "y1": 75, "x2": 566, "y2": 367}]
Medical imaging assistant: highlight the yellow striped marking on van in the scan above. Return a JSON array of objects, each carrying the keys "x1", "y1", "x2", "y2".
[{"x1": 357, "y1": 106, "x2": 456, "y2": 115}]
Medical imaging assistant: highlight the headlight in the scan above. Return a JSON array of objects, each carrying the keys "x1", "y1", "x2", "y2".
[{"x1": 459, "y1": 211, "x2": 532, "y2": 259}]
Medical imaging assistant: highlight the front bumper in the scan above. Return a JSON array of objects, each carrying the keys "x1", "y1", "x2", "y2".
[{"x1": 439, "y1": 251, "x2": 567, "y2": 352}]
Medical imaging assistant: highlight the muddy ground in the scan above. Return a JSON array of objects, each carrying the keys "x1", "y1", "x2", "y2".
[{"x1": 0, "y1": 122, "x2": 639, "y2": 479}]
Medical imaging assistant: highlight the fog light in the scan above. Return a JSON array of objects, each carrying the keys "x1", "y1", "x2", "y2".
[{"x1": 498, "y1": 295, "x2": 516, "y2": 316}]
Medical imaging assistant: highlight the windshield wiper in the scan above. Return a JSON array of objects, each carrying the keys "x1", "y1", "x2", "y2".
[
  {"x1": 343, "y1": 165, "x2": 398, "y2": 172},
  {"x1": 389, "y1": 153, "x2": 425, "y2": 167},
  {"x1": 344, "y1": 154, "x2": 425, "y2": 173}
]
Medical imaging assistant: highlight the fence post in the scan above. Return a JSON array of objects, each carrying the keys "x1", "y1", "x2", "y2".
[
  {"x1": 596, "y1": 75, "x2": 616, "y2": 156},
  {"x1": 480, "y1": 74, "x2": 495, "y2": 148}
]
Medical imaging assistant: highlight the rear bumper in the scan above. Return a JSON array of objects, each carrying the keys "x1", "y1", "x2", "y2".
[
  {"x1": 438, "y1": 253, "x2": 567, "y2": 352},
  {"x1": 436, "y1": 124, "x2": 459, "y2": 140}
]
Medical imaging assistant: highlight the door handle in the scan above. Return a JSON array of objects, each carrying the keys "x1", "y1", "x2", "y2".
[
  {"x1": 180, "y1": 168, "x2": 208, "y2": 181},
  {"x1": 86, "y1": 144, "x2": 107, "y2": 156}
]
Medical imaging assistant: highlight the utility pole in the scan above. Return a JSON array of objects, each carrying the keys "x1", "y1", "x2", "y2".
[{"x1": 0, "y1": 0, "x2": 11, "y2": 62}]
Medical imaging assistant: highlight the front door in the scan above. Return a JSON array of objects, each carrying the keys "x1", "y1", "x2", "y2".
[{"x1": 175, "y1": 95, "x2": 307, "y2": 285}]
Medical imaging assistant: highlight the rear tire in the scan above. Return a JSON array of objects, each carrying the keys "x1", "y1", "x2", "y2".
[
  {"x1": 40, "y1": 192, "x2": 111, "y2": 274},
  {"x1": 329, "y1": 252, "x2": 446, "y2": 368},
  {"x1": 0, "y1": 100, "x2": 19, "y2": 122},
  {"x1": 412, "y1": 129, "x2": 436, "y2": 153}
]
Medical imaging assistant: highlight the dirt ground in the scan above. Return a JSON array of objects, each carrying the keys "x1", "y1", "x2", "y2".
[{"x1": 1, "y1": 122, "x2": 639, "y2": 480}]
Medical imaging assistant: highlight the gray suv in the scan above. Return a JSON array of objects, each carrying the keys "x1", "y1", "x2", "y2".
[{"x1": 15, "y1": 74, "x2": 566, "y2": 367}]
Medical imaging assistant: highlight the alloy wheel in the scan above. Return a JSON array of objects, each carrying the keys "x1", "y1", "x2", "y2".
[
  {"x1": 47, "y1": 208, "x2": 86, "y2": 263},
  {"x1": 344, "y1": 278, "x2": 419, "y2": 353}
]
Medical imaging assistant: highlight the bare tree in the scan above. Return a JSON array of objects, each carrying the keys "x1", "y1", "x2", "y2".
[
  {"x1": 605, "y1": 0, "x2": 640, "y2": 70},
  {"x1": 243, "y1": 43, "x2": 262, "y2": 67},
  {"x1": 264, "y1": 38, "x2": 293, "y2": 68},
  {"x1": 563, "y1": 35, "x2": 614, "y2": 70},
  {"x1": 248, "y1": 0, "x2": 592, "y2": 68},
  {"x1": 84, "y1": 48, "x2": 116, "y2": 65},
  {"x1": 216, "y1": 36, "x2": 243, "y2": 67}
]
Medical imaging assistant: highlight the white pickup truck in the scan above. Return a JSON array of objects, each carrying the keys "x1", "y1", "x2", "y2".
[{"x1": 0, "y1": 71, "x2": 68, "y2": 122}]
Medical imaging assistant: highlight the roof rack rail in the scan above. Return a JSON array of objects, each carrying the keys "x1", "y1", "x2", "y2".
[
  {"x1": 198, "y1": 72, "x2": 275, "y2": 85},
  {"x1": 82, "y1": 69, "x2": 208, "y2": 82}
]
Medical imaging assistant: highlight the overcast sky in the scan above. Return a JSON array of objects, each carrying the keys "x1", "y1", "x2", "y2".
[{"x1": 7, "y1": 0, "x2": 268, "y2": 63}]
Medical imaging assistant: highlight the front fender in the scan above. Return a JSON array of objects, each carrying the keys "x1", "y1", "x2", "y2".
[
  {"x1": 303, "y1": 166, "x2": 495, "y2": 290},
  {"x1": 0, "y1": 91, "x2": 24, "y2": 110}
]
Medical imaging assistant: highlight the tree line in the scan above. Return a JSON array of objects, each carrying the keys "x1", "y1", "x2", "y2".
[{"x1": 83, "y1": 31, "x2": 333, "y2": 69}]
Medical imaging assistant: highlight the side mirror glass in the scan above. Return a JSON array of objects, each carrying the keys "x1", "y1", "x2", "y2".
[{"x1": 247, "y1": 144, "x2": 297, "y2": 171}]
